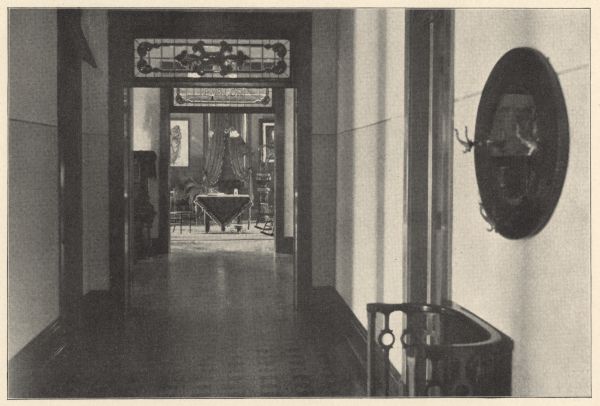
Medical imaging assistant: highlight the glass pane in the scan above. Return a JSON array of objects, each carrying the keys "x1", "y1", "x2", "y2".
[
  {"x1": 135, "y1": 39, "x2": 290, "y2": 79},
  {"x1": 174, "y1": 88, "x2": 272, "y2": 108}
]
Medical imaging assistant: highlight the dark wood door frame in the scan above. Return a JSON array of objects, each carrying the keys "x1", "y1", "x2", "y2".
[
  {"x1": 57, "y1": 9, "x2": 91, "y2": 329},
  {"x1": 404, "y1": 10, "x2": 454, "y2": 305},
  {"x1": 273, "y1": 88, "x2": 286, "y2": 252},
  {"x1": 273, "y1": 88, "x2": 294, "y2": 255},
  {"x1": 155, "y1": 88, "x2": 172, "y2": 255},
  {"x1": 108, "y1": 11, "x2": 312, "y2": 311}
]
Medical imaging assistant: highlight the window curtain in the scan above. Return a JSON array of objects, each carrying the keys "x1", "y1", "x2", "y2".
[{"x1": 202, "y1": 113, "x2": 226, "y2": 186}]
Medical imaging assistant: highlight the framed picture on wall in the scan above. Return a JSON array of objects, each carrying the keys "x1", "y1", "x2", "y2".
[
  {"x1": 260, "y1": 120, "x2": 275, "y2": 163},
  {"x1": 170, "y1": 119, "x2": 189, "y2": 167}
]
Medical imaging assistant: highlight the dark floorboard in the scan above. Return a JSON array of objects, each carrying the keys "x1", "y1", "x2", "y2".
[{"x1": 14, "y1": 239, "x2": 363, "y2": 398}]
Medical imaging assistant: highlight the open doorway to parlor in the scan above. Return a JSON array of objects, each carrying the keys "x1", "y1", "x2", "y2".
[
  {"x1": 128, "y1": 86, "x2": 298, "y2": 311},
  {"x1": 108, "y1": 11, "x2": 313, "y2": 317}
]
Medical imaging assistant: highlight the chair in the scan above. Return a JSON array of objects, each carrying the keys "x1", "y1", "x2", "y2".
[
  {"x1": 170, "y1": 190, "x2": 193, "y2": 233},
  {"x1": 254, "y1": 173, "x2": 274, "y2": 235},
  {"x1": 256, "y1": 202, "x2": 274, "y2": 235}
]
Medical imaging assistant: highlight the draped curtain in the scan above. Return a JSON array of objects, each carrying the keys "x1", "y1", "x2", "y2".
[
  {"x1": 227, "y1": 115, "x2": 251, "y2": 179},
  {"x1": 202, "y1": 113, "x2": 254, "y2": 198},
  {"x1": 202, "y1": 113, "x2": 226, "y2": 186},
  {"x1": 227, "y1": 114, "x2": 254, "y2": 199}
]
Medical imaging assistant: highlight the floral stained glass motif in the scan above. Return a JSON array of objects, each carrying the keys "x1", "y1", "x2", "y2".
[{"x1": 135, "y1": 39, "x2": 290, "y2": 79}]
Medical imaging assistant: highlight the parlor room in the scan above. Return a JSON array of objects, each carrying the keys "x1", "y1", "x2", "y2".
[{"x1": 131, "y1": 86, "x2": 296, "y2": 262}]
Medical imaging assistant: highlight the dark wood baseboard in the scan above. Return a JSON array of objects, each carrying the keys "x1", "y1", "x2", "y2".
[
  {"x1": 9, "y1": 290, "x2": 120, "y2": 398},
  {"x1": 276, "y1": 236, "x2": 294, "y2": 254},
  {"x1": 8, "y1": 318, "x2": 68, "y2": 398},
  {"x1": 310, "y1": 286, "x2": 403, "y2": 396},
  {"x1": 81, "y1": 289, "x2": 121, "y2": 323}
]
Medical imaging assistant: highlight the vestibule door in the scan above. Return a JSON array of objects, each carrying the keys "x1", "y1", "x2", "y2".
[{"x1": 404, "y1": 10, "x2": 454, "y2": 305}]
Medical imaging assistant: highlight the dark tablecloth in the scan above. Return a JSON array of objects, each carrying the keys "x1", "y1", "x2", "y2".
[{"x1": 194, "y1": 195, "x2": 252, "y2": 227}]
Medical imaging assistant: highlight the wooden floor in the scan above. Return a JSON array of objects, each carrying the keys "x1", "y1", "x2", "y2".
[
  {"x1": 169, "y1": 222, "x2": 274, "y2": 241},
  {"x1": 18, "y1": 239, "x2": 363, "y2": 398}
]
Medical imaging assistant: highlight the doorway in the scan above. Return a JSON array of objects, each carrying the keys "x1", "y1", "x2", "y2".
[
  {"x1": 124, "y1": 86, "x2": 299, "y2": 312},
  {"x1": 108, "y1": 10, "x2": 313, "y2": 313}
]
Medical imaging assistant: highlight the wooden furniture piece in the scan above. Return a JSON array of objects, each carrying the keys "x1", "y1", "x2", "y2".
[
  {"x1": 169, "y1": 211, "x2": 193, "y2": 233},
  {"x1": 367, "y1": 302, "x2": 513, "y2": 397},
  {"x1": 194, "y1": 194, "x2": 252, "y2": 233},
  {"x1": 256, "y1": 203, "x2": 274, "y2": 236},
  {"x1": 169, "y1": 190, "x2": 193, "y2": 234},
  {"x1": 254, "y1": 172, "x2": 274, "y2": 235}
]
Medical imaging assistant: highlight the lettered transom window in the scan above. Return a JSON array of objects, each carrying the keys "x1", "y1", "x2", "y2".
[{"x1": 174, "y1": 88, "x2": 272, "y2": 108}]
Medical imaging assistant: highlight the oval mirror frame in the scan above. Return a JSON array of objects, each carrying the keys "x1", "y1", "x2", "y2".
[{"x1": 474, "y1": 47, "x2": 569, "y2": 239}]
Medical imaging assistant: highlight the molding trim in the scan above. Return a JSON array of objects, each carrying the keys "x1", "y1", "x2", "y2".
[
  {"x1": 8, "y1": 291, "x2": 118, "y2": 397},
  {"x1": 310, "y1": 287, "x2": 403, "y2": 396},
  {"x1": 278, "y1": 236, "x2": 294, "y2": 254},
  {"x1": 336, "y1": 117, "x2": 393, "y2": 136},
  {"x1": 156, "y1": 88, "x2": 171, "y2": 255},
  {"x1": 9, "y1": 117, "x2": 58, "y2": 129},
  {"x1": 8, "y1": 318, "x2": 68, "y2": 397},
  {"x1": 58, "y1": 8, "x2": 85, "y2": 328}
]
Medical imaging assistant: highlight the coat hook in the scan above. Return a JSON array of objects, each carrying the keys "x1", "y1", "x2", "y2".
[
  {"x1": 479, "y1": 203, "x2": 495, "y2": 232},
  {"x1": 454, "y1": 126, "x2": 474, "y2": 153}
]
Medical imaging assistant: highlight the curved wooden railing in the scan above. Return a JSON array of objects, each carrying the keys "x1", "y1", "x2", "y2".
[{"x1": 367, "y1": 302, "x2": 513, "y2": 397}]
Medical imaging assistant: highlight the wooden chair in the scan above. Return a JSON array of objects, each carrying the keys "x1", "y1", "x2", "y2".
[
  {"x1": 253, "y1": 173, "x2": 274, "y2": 235},
  {"x1": 170, "y1": 190, "x2": 193, "y2": 233}
]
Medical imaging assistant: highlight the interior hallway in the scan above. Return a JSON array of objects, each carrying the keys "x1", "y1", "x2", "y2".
[{"x1": 11, "y1": 240, "x2": 362, "y2": 398}]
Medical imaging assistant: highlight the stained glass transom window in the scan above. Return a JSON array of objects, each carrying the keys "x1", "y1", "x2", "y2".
[
  {"x1": 174, "y1": 88, "x2": 272, "y2": 108},
  {"x1": 135, "y1": 38, "x2": 290, "y2": 79}
]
